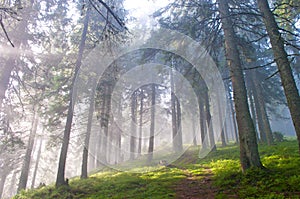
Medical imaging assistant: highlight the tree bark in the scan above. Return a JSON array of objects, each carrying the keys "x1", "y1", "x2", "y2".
[
  {"x1": 217, "y1": 92, "x2": 227, "y2": 147},
  {"x1": 130, "y1": 92, "x2": 137, "y2": 160},
  {"x1": 170, "y1": 68, "x2": 178, "y2": 151},
  {"x1": 138, "y1": 89, "x2": 144, "y2": 155},
  {"x1": 224, "y1": 117, "x2": 229, "y2": 143},
  {"x1": 176, "y1": 97, "x2": 183, "y2": 151},
  {"x1": 0, "y1": 60, "x2": 14, "y2": 107},
  {"x1": 31, "y1": 139, "x2": 43, "y2": 188},
  {"x1": 101, "y1": 85, "x2": 112, "y2": 164},
  {"x1": 18, "y1": 109, "x2": 39, "y2": 192},
  {"x1": 199, "y1": 99, "x2": 208, "y2": 149},
  {"x1": 9, "y1": 170, "x2": 17, "y2": 197},
  {"x1": 257, "y1": 0, "x2": 300, "y2": 151},
  {"x1": 252, "y1": 74, "x2": 273, "y2": 145},
  {"x1": 192, "y1": 114, "x2": 197, "y2": 146},
  {"x1": 147, "y1": 84, "x2": 156, "y2": 163},
  {"x1": 0, "y1": 6, "x2": 28, "y2": 107},
  {"x1": 218, "y1": 0, "x2": 263, "y2": 171},
  {"x1": 248, "y1": 90, "x2": 259, "y2": 140},
  {"x1": 258, "y1": 94, "x2": 274, "y2": 145},
  {"x1": 0, "y1": 173, "x2": 7, "y2": 199},
  {"x1": 251, "y1": 82, "x2": 267, "y2": 143},
  {"x1": 227, "y1": 84, "x2": 239, "y2": 143},
  {"x1": 115, "y1": 127, "x2": 122, "y2": 163},
  {"x1": 56, "y1": 6, "x2": 90, "y2": 187},
  {"x1": 205, "y1": 91, "x2": 216, "y2": 151},
  {"x1": 116, "y1": 97, "x2": 123, "y2": 163},
  {"x1": 99, "y1": 86, "x2": 108, "y2": 165},
  {"x1": 108, "y1": 121, "x2": 113, "y2": 164},
  {"x1": 96, "y1": 128, "x2": 103, "y2": 168},
  {"x1": 81, "y1": 80, "x2": 96, "y2": 179}
]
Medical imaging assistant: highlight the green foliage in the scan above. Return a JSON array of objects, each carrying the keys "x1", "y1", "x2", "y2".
[
  {"x1": 14, "y1": 140, "x2": 300, "y2": 199},
  {"x1": 205, "y1": 140, "x2": 300, "y2": 198},
  {"x1": 14, "y1": 167, "x2": 185, "y2": 199}
]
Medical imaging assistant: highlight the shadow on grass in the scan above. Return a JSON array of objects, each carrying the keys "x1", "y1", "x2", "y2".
[{"x1": 14, "y1": 140, "x2": 300, "y2": 199}]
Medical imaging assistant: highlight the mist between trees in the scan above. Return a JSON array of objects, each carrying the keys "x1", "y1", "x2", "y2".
[{"x1": 0, "y1": 0, "x2": 299, "y2": 198}]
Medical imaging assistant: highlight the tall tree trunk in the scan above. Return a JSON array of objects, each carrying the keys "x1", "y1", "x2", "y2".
[
  {"x1": 247, "y1": 68, "x2": 273, "y2": 145},
  {"x1": 81, "y1": 80, "x2": 96, "y2": 179},
  {"x1": 56, "y1": 7, "x2": 90, "y2": 187},
  {"x1": 258, "y1": 95, "x2": 274, "y2": 145},
  {"x1": 99, "y1": 86, "x2": 108, "y2": 165},
  {"x1": 251, "y1": 82, "x2": 267, "y2": 143},
  {"x1": 130, "y1": 92, "x2": 137, "y2": 160},
  {"x1": 231, "y1": 102, "x2": 239, "y2": 143},
  {"x1": 242, "y1": 45, "x2": 272, "y2": 144},
  {"x1": 114, "y1": 126, "x2": 121, "y2": 163},
  {"x1": 147, "y1": 84, "x2": 156, "y2": 163},
  {"x1": 117, "y1": 132, "x2": 122, "y2": 162},
  {"x1": 218, "y1": 0, "x2": 263, "y2": 171},
  {"x1": 31, "y1": 139, "x2": 43, "y2": 188},
  {"x1": 96, "y1": 128, "x2": 103, "y2": 168},
  {"x1": 102, "y1": 85, "x2": 112, "y2": 164},
  {"x1": 227, "y1": 84, "x2": 239, "y2": 143},
  {"x1": 199, "y1": 99, "x2": 207, "y2": 149},
  {"x1": 0, "y1": 60, "x2": 14, "y2": 107},
  {"x1": 18, "y1": 109, "x2": 39, "y2": 192},
  {"x1": 0, "y1": 173, "x2": 7, "y2": 199},
  {"x1": 0, "y1": 2, "x2": 28, "y2": 106},
  {"x1": 252, "y1": 74, "x2": 274, "y2": 145},
  {"x1": 205, "y1": 91, "x2": 216, "y2": 151},
  {"x1": 116, "y1": 97, "x2": 123, "y2": 163},
  {"x1": 88, "y1": 132, "x2": 95, "y2": 171},
  {"x1": 217, "y1": 92, "x2": 227, "y2": 147},
  {"x1": 9, "y1": 170, "x2": 17, "y2": 197},
  {"x1": 138, "y1": 89, "x2": 144, "y2": 155},
  {"x1": 170, "y1": 68, "x2": 178, "y2": 151},
  {"x1": 192, "y1": 113, "x2": 197, "y2": 146},
  {"x1": 224, "y1": 118, "x2": 229, "y2": 143},
  {"x1": 107, "y1": 121, "x2": 113, "y2": 164},
  {"x1": 176, "y1": 97, "x2": 183, "y2": 151},
  {"x1": 248, "y1": 90, "x2": 259, "y2": 140},
  {"x1": 257, "y1": 0, "x2": 300, "y2": 153}
]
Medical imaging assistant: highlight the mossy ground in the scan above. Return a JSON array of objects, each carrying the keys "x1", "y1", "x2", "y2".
[
  {"x1": 14, "y1": 139, "x2": 300, "y2": 199},
  {"x1": 201, "y1": 139, "x2": 300, "y2": 198}
]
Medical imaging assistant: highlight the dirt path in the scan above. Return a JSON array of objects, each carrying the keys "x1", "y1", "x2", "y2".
[{"x1": 174, "y1": 167, "x2": 218, "y2": 199}]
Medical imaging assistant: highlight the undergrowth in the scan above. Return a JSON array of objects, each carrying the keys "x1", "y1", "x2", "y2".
[
  {"x1": 13, "y1": 139, "x2": 300, "y2": 199},
  {"x1": 202, "y1": 140, "x2": 300, "y2": 199},
  {"x1": 14, "y1": 167, "x2": 186, "y2": 199}
]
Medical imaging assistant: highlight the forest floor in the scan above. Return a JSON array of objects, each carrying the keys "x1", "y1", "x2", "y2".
[
  {"x1": 174, "y1": 166, "x2": 217, "y2": 199},
  {"x1": 170, "y1": 148, "x2": 219, "y2": 199},
  {"x1": 14, "y1": 139, "x2": 300, "y2": 199}
]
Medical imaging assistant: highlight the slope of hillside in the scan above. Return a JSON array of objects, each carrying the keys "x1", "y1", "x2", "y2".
[{"x1": 14, "y1": 139, "x2": 300, "y2": 199}]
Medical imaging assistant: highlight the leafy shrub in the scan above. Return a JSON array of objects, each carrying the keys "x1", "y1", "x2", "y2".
[{"x1": 288, "y1": 175, "x2": 300, "y2": 191}]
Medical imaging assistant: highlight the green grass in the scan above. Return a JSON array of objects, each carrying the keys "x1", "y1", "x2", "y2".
[
  {"x1": 14, "y1": 140, "x2": 300, "y2": 199},
  {"x1": 201, "y1": 140, "x2": 300, "y2": 199},
  {"x1": 14, "y1": 167, "x2": 186, "y2": 199}
]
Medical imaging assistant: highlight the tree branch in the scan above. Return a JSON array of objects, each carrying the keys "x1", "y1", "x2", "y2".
[
  {"x1": 265, "y1": 70, "x2": 279, "y2": 80},
  {"x1": 243, "y1": 60, "x2": 276, "y2": 70},
  {"x1": 0, "y1": 17, "x2": 14, "y2": 47},
  {"x1": 89, "y1": 0, "x2": 126, "y2": 31}
]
